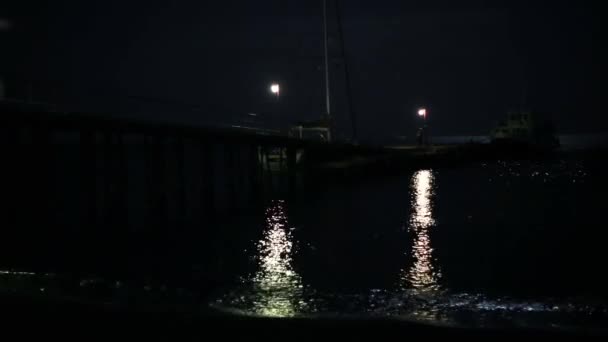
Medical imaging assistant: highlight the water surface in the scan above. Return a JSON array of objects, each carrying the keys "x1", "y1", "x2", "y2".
[
  {"x1": 1, "y1": 158, "x2": 607, "y2": 331},
  {"x1": 213, "y1": 159, "x2": 608, "y2": 330}
]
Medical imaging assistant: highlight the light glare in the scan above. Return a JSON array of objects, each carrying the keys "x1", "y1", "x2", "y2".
[{"x1": 270, "y1": 84, "x2": 280, "y2": 94}]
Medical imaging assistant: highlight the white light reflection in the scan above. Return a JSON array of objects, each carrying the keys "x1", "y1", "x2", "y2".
[
  {"x1": 0, "y1": 270, "x2": 36, "y2": 276},
  {"x1": 403, "y1": 170, "x2": 441, "y2": 291},
  {"x1": 251, "y1": 200, "x2": 304, "y2": 317}
]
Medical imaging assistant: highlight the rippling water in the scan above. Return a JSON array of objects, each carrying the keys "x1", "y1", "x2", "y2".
[
  {"x1": 212, "y1": 160, "x2": 608, "y2": 330},
  {"x1": 1, "y1": 159, "x2": 607, "y2": 331}
]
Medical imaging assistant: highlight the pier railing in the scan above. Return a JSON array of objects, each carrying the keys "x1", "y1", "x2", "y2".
[{"x1": 0, "y1": 101, "x2": 310, "y2": 271}]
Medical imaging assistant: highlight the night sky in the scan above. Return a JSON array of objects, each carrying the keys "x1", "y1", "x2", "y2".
[{"x1": 1, "y1": 0, "x2": 605, "y2": 141}]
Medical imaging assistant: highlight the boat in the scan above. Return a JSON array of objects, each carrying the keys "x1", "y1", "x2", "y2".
[
  {"x1": 263, "y1": 0, "x2": 335, "y2": 172},
  {"x1": 490, "y1": 111, "x2": 560, "y2": 151},
  {"x1": 287, "y1": 0, "x2": 334, "y2": 144}
]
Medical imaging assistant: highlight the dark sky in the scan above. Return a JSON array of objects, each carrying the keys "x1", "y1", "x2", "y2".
[{"x1": 1, "y1": 0, "x2": 605, "y2": 141}]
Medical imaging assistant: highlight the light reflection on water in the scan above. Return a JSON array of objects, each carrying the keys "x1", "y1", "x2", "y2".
[
  {"x1": 2, "y1": 159, "x2": 606, "y2": 331},
  {"x1": 402, "y1": 170, "x2": 441, "y2": 292},
  {"x1": 219, "y1": 171, "x2": 445, "y2": 318},
  {"x1": 207, "y1": 163, "x2": 608, "y2": 329},
  {"x1": 249, "y1": 200, "x2": 305, "y2": 317}
]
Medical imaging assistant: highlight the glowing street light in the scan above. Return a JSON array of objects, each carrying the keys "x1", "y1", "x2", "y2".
[
  {"x1": 416, "y1": 108, "x2": 429, "y2": 146},
  {"x1": 270, "y1": 83, "x2": 280, "y2": 97},
  {"x1": 418, "y1": 108, "x2": 427, "y2": 118}
]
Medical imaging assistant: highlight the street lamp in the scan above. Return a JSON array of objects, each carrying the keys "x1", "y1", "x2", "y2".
[
  {"x1": 416, "y1": 108, "x2": 429, "y2": 146},
  {"x1": 270, "y1": 83, "x2": 280, "y2": 97},
  {"x1": 418, "y1": 108, "x2": 427, "y2": 119}
]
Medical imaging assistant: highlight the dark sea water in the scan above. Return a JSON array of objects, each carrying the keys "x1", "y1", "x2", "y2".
[
  {"x1": 1, "y1": 157, "x2": 607, "y2": 332},
  {"x1": 210, "y1": 158, "x2": 608, "y2": 330}
]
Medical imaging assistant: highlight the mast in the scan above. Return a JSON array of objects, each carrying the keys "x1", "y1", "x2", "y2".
[
  {"x1": 335, "y1": 0, "x2": 357, "y2": 142},
  {"x1": 323, "y1": 0, "x2": 331, "y2": 121}
]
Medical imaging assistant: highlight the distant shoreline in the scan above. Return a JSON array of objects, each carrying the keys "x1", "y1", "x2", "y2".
[{"x1": 429, "y1": 133, "x2": 608, "y2": 151}]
